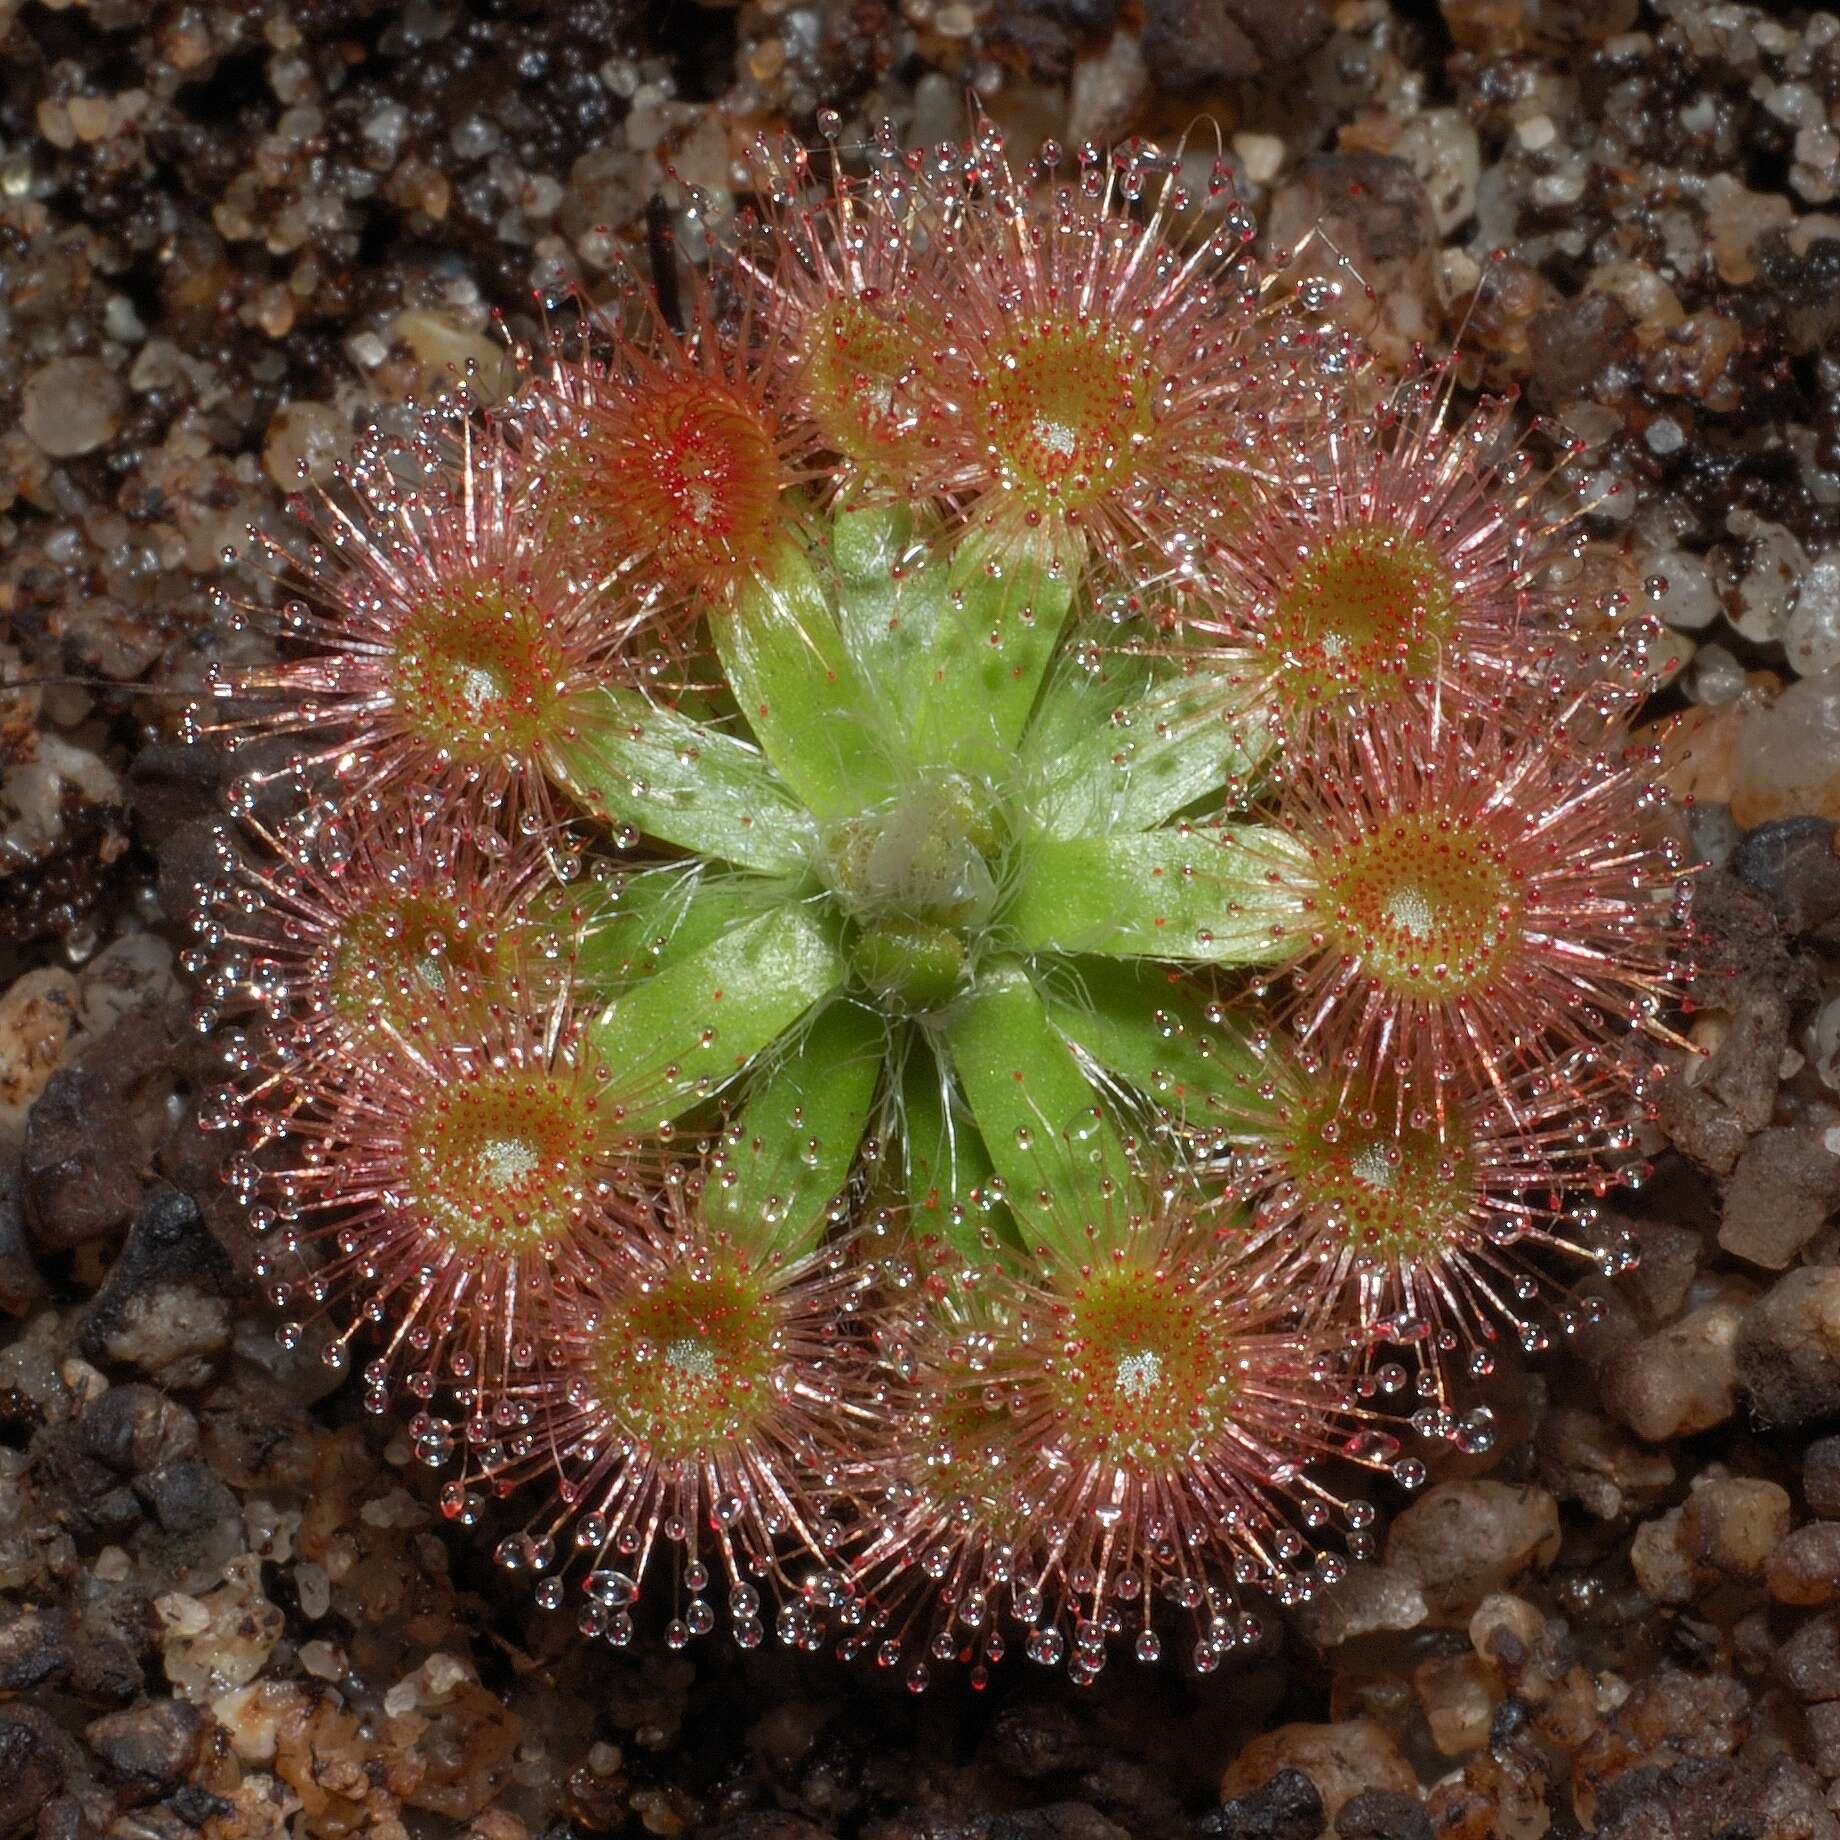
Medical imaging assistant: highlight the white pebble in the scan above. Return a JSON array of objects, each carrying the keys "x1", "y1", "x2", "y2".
[
  {"x1": 1232, "y1": 132, "x2": 1286, "y2": 188},
  {"x1": 295, "y1": 1560, "x2": 332, "y2": 1620},
  {"x1": 1648, "y1": 549, "x2": 1722, "y2": 630},
  {"x1": 1728, "y1": 514, "x2": 1806, "y2": 642},
  {"x1": 1692, "y1": 643, "x2": 1746, "y2": 706},
  {"x1": 1788, "y1": 555, "x2": 1840, "y2": 677}
]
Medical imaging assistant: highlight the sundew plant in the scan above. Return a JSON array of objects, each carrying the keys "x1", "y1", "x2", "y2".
[{"x1": 193, "y1": 117, "x2": 1692, "y2": 1690}]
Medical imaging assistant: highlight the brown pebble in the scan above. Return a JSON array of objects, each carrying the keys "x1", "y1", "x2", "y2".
[
  {"x1": 1809, "y1": 1436, "x2": 1840, "y2": 1518},
  {"x1": 1209, "y1": 1766, "x2": 1324, "y2": 1840},
  {"x1": 0, "y1": 1607, "x2": 72, "y2": 1693},
  {"x1": 1717, "y1": 1125, "x2": 1840, "y2": 1271},
  {"x1": 0, "y1": 1706, "x2": 67, "y2": 1833},
  {"x1": 1598, "y1": 1301, "x2": 1744, "y2": 1441},
  {"x1": 1631, "y1": 1507, "x2": 1708, "y2": 1606},
  {"x1": 1777, "y1": 1610, "x2": 1840, "y2": 1702},
  {"x1": 1620, "y1": 1218, "x2": 1702, "y2": 1326},
  {"x1": 1386, "y1": 1483, "x2": 1562, "y2": 1621},
  {"x1": 1336, "y1": 1788, "x2": 1430, "y2": 1840},
  {"x1": 84, "y1": 1701, "x2": 206, "y2": 1804},
  {"x1": 1805, "y1": 1700, "x2": 1840, "y2": 1778},
  {"x1": 1527, "y1": 294, "x2": 1635, "y2": 407},
  {"x1": 1769, "y1": 1523, "x2": 1840, "y2": 1607},
  {"x1": 20, "y1": 357, "x2": 126, "y2": 458},
  {"x1": 1221, "y1": 1722, "x2": 1417, "y2": 1828},
  {"x1": 1680, "y1": 1477, "x2": 1792, "y2": 1580},
  {"x1": 1537, "y1": 1408, "x2": 1676, "y2": 1520},
  {"x1": 1737, "y1": 1268, "x2": 1840, "y2": 1424},
  {"x1": 1140, "y1": 0, "x2": 1328, "y2": 92}
]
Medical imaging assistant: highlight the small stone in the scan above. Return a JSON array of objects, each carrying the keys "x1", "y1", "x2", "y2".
[
  {"x1": 561, "y1": 144, "x2": 643, "y2": 253},
  {"x1": 68, "y1": 1613, "x2": 149, "y2": 1707},
  {"x1": 1680, "y1": 1477, "x2": 1793, "y2": 1579},
  {"x1": 1704, "y1": 175, "x2": 1798, "y2": 285},
  {"x1": 384, "y1": 156, "x2": 452, "y2": 223},
  {"x1": 78, "y1": 1185, "x2": 237, "y2": 1390},
  {"x1": 1141, "y1": 0, "x2": 1327, "y2": 91},
  {"x1": 1621, "y1": 1218, "x2": 1702, "y2": 1326},
  {"x1": 1731, "y1": 819, "x2": 1840, "y2": 938},
  {"x1": 1768, "y1": 1522, "x2": 1840, "y2": 1606},
  {"x1": 1528, "y1": 294, "x2": 1635, "y2": 407},
  {"x1": 1536, "y1": 1408, "x2": 1676, "y2": 1520},
  {"x1": 1789, "y1": 557, "x2": 1840, "y2": 679},
  {"x1": 1413, "y1": 1652, "x2": 1495, "y2": 1756},
  {"x1": 78, "y1": 933, "x2": 179, "y2": 1035},
  {"x1": 136, "y1": 1455, "x2": 239, "y2": 1540},
  {"x1": 1729, "y1": 517, "x2": 1808, "y2": 644},
  {"x1": 1598, "y1": 1301, "x2": 1744, "y2": 1441},
  {"x1": 158, "y1": 1555, "x2": 283, "y2": 1702},
  {"x1": 1648, "y1": 549, "x2": 1721, "y2": 630},
  {"x1": 0, "y1": 1706, "x2": 67, "y2": 1834},
  {"x1": 1469, "y1": 1594, "x2": 1547, "y2": 1678},
  {"x1": 1733, "y1": 667, "x2": 1840, "y2": 828},
  {"x1": 1778, "y1": 1610, "x2": 1840, "y2": 1703},
  {"x1": 298, "y1": 1638, "x2": 343, "y2": 1680},
  {"x1": 1718, "y1": 1126, "x2": 1840, "y2": 1269},
  {"x1": 391, "y1": 309, "x2": 517, "y2": 407},
  {"x1": 1646, "y1": 311, "x2": 1744, "y2": 407},
  {"x1": 1066, "y1": 32, "x2": 1148, "y2": 150},
  {"x1": 1808, "y1": 1435, "x2": 1840, "y2": 1517},
  {"x1": 1737, "y1": 1268, "x2": 1840, "y2": 1424},
  {"x1": 262, "y1": 400, "x2": 346, "y2": 490},
  {"x1": 1293, "y1": 1562, "x2": 1428, "y2": 1648},
  {"x1": 36, "y1": 1381, "x2": 198, "y2": 1544},
  {"x1": 1203, "y1": 1767, "x2": 1324, "y2": 1840},
  {"x1": 84, "y1": 1701, "x2": 206, "y2": 1803},
  {"x1": 0, "y1": 968, "x2": 79, "y2": 1138},
  {"x1": 1389, "y1": 108, "x2": 1480, "y2": 234},
  {"x1": 0, "y1": 1168, "x2": 46, "y2": 1319},
  {"x1": 1221, "y1": 1724, "x2": 1417, "y2": 1830},
  {"x1": 0, "y1": 1607, "x2": 72, "y2": 1692},
  {"x1": 1231, "y1": 134, "x2": 1284, "y2": 188},
  {"x1": 1630, "y1": 1506, "x2": 1707, "y2": 1606},
  {"x1": 1384, "y1": 1483, "x2": 1562, "y2": 1621},
  {"x1": 295, "y1": 1561, "x2": 331, "y2": 1620},
  {"x1": 1806, "y1": 1700, "x2": 1840, "y2": 1776},
  {"x1": 1335, "y1": 1790, "x2": 1430, "y2": 1840},
  {"x1": 20, "y1": 357, "x2": 126, "y2": 458},
  {"x1": 21, "y1": 1060, "x2": 153, "y2": 1254}
]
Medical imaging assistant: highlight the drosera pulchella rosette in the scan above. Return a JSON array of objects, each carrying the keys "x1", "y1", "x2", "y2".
[
  {"x1": 1178, "y1": 363, "x2": 1584, "y2": 741},
  {"x1": 452, "y1": 1206, "x2": 878, "y2": 1656},
  {"x1": 842, "y1": 1127, "x2": 1407, "y2": 1692},
  {"x1": 188, "y1": 798, "x2": 563, "y2": 1107},
  {"x1": 740, "y1": 125, "x2": 942, "y2": 492},
  {"x1": 446, "y1": 1017, "x2": 891, "y2": 1653},
  {"x1": 893, "y1": 121, "x2": 1333, "y2": 594},
  {"x1": 204, "y1": 416, "x2": 635, "y2": 846},
  {"x1": 196, "y1": 113, "x2": 1698, "y2": 1684},
  {"x1": 224, "y1": 965, "x2": 657, "y2": 1417},
  {"x1": 1233, "y1": 688, "x2": 1694, "y2": 1111},
  {"x1": 1213, "y1": 1044, "x2": 1647, "y2": 1435},
  {"x1": 503, "y1": 225, "x2": 827, "y2": 621}
]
